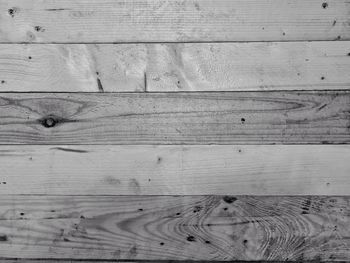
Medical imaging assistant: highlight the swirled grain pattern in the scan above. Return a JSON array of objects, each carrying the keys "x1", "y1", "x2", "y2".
[
  {"x1": 0, "y1": 196, "x2": 348, "y2": 261},
  {"x1": 0, "y1": 91, "x2": 348, "y2": 144}
]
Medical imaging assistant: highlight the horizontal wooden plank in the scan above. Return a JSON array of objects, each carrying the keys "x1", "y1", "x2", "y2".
[
  {"x1": 0, "y1": 42, "x2": 350, "y2": 92},
  {"x1": 1, "y1": 262, "x2": 278, "y2": 263},
  {"x1": 0, "y1": 145, "x2": 349, "y2": 195},
  {"x1": 0, "y1": 196, "x2": 347, "y2": 261},
  {"x1": 0, "y1": 0, "x2": 349, "y2": 42},
  {"x1": 0, "y1": 262, "x2": 279, "y2": 263},
  {"x1": 0, "y1": 91, "x2": 349, "y2": 144},
  {"x1": 146, "y1": 42, "x2": 350, "y2": 92}
]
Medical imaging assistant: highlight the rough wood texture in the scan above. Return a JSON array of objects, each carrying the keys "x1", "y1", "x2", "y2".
[
  {"x1": 146, "y1": 42, "x2": 350, "y2": 92},
  {"x1": 0, "y1": 44, "x2": 145, "y2": 92},
  {"x1": 0, "y1": 91, "x2": 348, "y2": 145},
  {"x1": 0, "y1": 145, "x2": 349, "y2": 195},
  {"x1": 0, "y1": 42, "x2": 349, "y2": 92},
  {"x1": 0, "y1": 0, "x2": 349, "y2": 43},
  {"x1": 0, "y1": 196, "x2": 348, "y2": 261}
]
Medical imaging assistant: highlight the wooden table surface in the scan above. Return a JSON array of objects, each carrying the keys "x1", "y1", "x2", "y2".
[{"x1": 0, "y1": 0, "x2": 349, "y2": 262}]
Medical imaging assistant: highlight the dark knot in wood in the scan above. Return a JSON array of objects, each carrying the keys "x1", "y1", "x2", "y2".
[{"x1": 40, "y1": 116, "x2": 58, "y2": 128}]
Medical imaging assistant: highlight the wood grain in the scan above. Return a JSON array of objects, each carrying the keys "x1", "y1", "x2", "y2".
[
  {"x1": 0, "y1": 91, "x2": 348, "y2": 144},
  {"x1": 0, "y1": 0, "x2": 349, "y2": 43},
  {"x1": 0, "y1": 42, "x2": 349, "y2": 92},
  {"x1": 0, "y1": 196, "x2": 348, "y2": 261},
  {"x1": 0, "y1": 145, "x2": 349, "y2": 195}
]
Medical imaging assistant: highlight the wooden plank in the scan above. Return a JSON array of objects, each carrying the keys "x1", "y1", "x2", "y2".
[
  {"x1": 147, "y1": 42, "x2": 350, "y2": 92},
  {"x1": 0, "y1": 145, "x2": 349, "y2": 195},
  {"x1": 0, "y1": 262, "x2": 190, "y2": 263},
  {"x1": 0, "y1": 44, "x2": 145, "y2": 92},
  {"x1": 0, "y1": 0, "x2": 349, "y2": 43},
  {"x1": 0, "y1": 42, "x2": 350, "y2": 92},
  {"x1": 0, "y1": 262, "x2": 299, "y2": 263},
  {"x1": 0, "y1": 195, "x2": 347, "y2": 261},
  {"x1": 0, "y1": 91, "x2": 348, "y2": 145}
]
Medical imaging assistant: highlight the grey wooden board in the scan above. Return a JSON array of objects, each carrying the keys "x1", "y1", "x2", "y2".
[
  {"x1": 0, "y1": 42, "x2": 349, "y2": 92},
  {"x1": 0, "y1": 0, "x2": 349, "y2": 42},
  {"x1": 0, "y1": 91, "x2": 348, "y2": 145},
  {"x1": 0, "y1": 145, "x2": 349, "y2": 195},
  {"x1": 0, "y1": 196, "x2": 347, "y2": 261}
]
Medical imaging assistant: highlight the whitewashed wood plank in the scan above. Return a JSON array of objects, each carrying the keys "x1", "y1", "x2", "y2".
[
  {"x1": 0, "y1": 145, "x2": 349, "y2": 195},
  {"x1": 146, "y1": 42, "x2": 350, "y2": 91},
  {"x1": 0, "y1": 0, "x2": 349, "y2": 42},
  {"x1": 0, "y1": 42, "x2": 349, "y2": 92},
  {"x1": 0, "y1": 44, "x2": 146, "y2": 92}
]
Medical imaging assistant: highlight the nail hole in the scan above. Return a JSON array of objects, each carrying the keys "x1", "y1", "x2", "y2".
[
  {"x1": 187, "y1": 235, "x2": 196, "y2": 242},
  {"x1": 0, "y1": 235, "x2": 8, "y2": 241},
  {"x1": 34, "y1": 26, "x2": 45, "y2": 32},
  {"x1": 8, "y1": 8, "x2": 17, "y2": 17},
  {"x1": 223, "y1": 196, "x2": 237, "y2": 204}
]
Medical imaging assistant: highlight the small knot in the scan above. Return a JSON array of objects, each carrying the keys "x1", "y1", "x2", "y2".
[{"x1": 40, "y1": 116, "x2": 57, "y2": 128}]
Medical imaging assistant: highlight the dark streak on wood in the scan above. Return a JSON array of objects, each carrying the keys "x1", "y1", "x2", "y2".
[
  {"x1": 50, "y1": 147, "x2": 88, "y2": 153},
  {"x1": 96, "y1": 78, "x2": 104, "y2": 92},
  {"x1": 44, "y1": 8, "x2": 71, "y2": 11},
  {"x1": 144, "y1": 72, "x2": 147, "y2": 92}
]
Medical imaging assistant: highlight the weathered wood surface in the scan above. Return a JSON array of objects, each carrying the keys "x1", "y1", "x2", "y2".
[
  {"x1": 0, "y1": 0, "x2": 349, "y2": 43},
  {"x1": 145, "y1": 42, "x2": 350, "y2": 92},
  {"x1": 0, "y1": 145, "x2": 349, "y2": 195},
  {"x1": 0, "y1": 262, "x2": 302, "y2": 263},
  {"x1": 0, "y1": 91, "x2": 348, "y2": 145},
  {"x1": 0, "y1": 196, "x2": 348, "y2": 261},
  {"x1": 0, "y1": 42, "x2": 349, "y2": 92}
]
